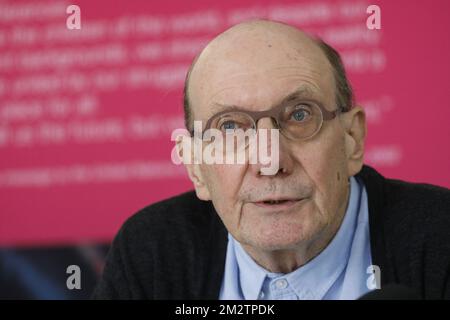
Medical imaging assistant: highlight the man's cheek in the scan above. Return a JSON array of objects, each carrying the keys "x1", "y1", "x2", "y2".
[
  {"x1": 206, "y1": 169, "x2": 237, "y2": 206},
  {"x1": 212, "y1": 164, "x2": 246, "y2": 188}
]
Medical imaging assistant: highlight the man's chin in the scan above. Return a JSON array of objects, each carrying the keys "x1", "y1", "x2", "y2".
[{"x1": 242, "y1": 231, "x2": 311, "y2": 252}]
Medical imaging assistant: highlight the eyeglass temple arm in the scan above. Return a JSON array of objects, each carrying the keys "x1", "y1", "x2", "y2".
[{"x1": 322, "y1": 106, "x2": 348, "y2": 120}]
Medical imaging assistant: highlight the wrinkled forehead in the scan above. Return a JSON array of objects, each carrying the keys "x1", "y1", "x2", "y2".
[{"x1": 189, "y1": 24, "x2": 336, "y2": 119}]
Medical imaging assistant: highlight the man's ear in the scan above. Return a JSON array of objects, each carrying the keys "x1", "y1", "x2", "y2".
[
  {"x1": 176, "y1": 137, "x2": 211, "y2": 201},
  {"x1": 185, "y1": 163, "x2": 211, "y2": 201},
  {"x1": 341, "y1": 106, "x2": 367, "y2": 176}
]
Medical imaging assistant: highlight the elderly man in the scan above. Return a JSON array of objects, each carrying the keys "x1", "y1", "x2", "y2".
[{"x1": 93, "y1": 20, "x2": 450, "y2": 300}]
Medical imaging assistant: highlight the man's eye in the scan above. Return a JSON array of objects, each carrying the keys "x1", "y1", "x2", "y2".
[
  {"x1": 290, "y1": 108, "x2": 311, "y2": 122},
  {"x1": 220, "y1": 120, "x2": 238, "y2": 131}
]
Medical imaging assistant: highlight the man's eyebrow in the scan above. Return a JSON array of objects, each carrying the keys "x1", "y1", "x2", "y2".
[
  {"x1": 210, "y1": 85, "x2": 320, "y2": 114},
  {"x1": 210, "y1": 103, "x2": 244, "y2": 114},
  {"x1": 280, "y1": 85, "x2": 319, "y2": 104}
]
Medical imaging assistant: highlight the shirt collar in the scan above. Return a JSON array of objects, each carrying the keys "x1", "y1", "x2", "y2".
[{"x1": 232, "y1": 176, "x2": 362, "y2": 300}]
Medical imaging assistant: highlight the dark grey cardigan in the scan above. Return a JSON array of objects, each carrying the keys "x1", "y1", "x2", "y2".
[{"x1": 92, "y1": 165, "x2": 450, "y2": 299}]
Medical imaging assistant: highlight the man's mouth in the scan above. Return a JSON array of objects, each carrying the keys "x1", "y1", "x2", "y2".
[
  {"x1": 253, "y1": 198, "x2": 307, "y2": 209},
  {"x1": 263, "y1": 199, "x2": 292, "y2": 204}
]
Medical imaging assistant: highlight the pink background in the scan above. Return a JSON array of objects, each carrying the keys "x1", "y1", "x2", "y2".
[{"x1": 0, "y1": 0, "x2": 449, "y2": 246}]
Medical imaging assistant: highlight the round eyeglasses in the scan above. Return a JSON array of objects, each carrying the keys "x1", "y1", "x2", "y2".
[{"x1": 197, "y1": 99, "x2": 346, "y2": 141}]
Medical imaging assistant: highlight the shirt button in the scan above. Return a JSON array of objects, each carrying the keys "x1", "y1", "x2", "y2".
[
  {"x1": 275, "y1": 279, "x2": 288, "y2": 289},
  {"x1": 259, "y1": 292, "x2": 265, "y2": 299}
]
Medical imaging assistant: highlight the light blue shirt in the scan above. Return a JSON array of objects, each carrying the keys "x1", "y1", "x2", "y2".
[{"x1": 219, "y1": 176, "x2": 373, "y2": 300}]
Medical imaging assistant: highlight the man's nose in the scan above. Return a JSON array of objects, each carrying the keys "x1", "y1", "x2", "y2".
[
  {"x1": 249, "y1": 118, "x2": 294, "y2": 176},
  {"x1": 256, "y1": 117, "x2": 279, "y2": 131},
  {"x1": 255, "y1": 117, "x2": 279, "y2": 148}
]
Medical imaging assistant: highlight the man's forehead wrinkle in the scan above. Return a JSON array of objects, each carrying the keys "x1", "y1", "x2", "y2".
[
  {"x1": 207, "y1": 84, "x2": 322, "y2": 117},
  {"x1": 207, "y1": 74, "x2": 325, "y2": 105},
  {"x1": 194, "y1": 43, "x2": 331, "y2": 98},
  {"x1": 206, "y1": 65, "x2": 327, "y2": 97},
  {"x1": 206, "y1": 82, "x2": 254, "y2": 106}
]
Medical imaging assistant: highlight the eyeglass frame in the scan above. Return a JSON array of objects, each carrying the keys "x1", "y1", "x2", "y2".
[{"x1": 192, "y1": 97, "x2": 348, "y2": 141}]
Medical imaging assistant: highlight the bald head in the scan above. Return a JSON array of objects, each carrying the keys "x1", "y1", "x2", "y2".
[{"x1": 183, "y1": 19, "x2": 353, "y2": 132}]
